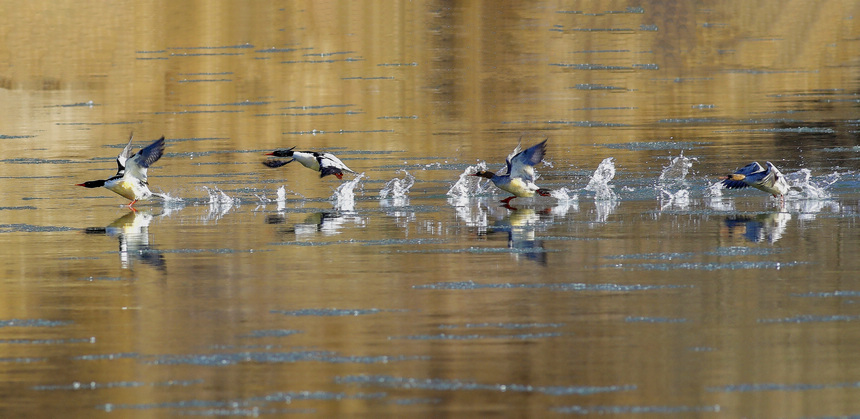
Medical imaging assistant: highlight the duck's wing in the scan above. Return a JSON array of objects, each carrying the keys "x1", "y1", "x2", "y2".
[
  {"x1": 320, "y1": 153, "x2": 356, "y2": 174},
  {"x1": 508, "y1": 139, "x2": 547, "y2": 181},
  {"x1": 125, "y1": 137, "x2": 165, "y2": 182},
  {"x1": 761, "y1": 161, "x2": 788, "y2": 191},
  {"x1": 721, "y1": 162, "x2": 765, "y2": 189},
  {"x1": 263, "y1": 159, "x2": 294, "y2": 168},
  {"x1": 115, "y1": 132, "x2": 135, "y2": 174},
  {"x1": 503, "y1": 141, "x2": 523, "y2": 175},
  {"x1": 735, "y1": 162, "x2": 766, "y2": 176}
]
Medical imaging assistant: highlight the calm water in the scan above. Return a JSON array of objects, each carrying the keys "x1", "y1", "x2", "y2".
[{"x1": 2, "y1": 1, "x2": 860, "y2": 417}]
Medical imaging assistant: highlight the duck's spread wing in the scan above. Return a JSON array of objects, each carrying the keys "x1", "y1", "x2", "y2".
[
  {"x1": 126, "y1": 137, "x2": 166, "y2": 182},
  {"x1": 508, "y1": 139, "x2": 547, "y2": 180},
  {"x1": 320, "y1": 153, "x2": 356, "y2": 173},
  {"x1": 503, "y1": 142, "x2": 523, "y2": 175},
  {"x1": 735, "y1": 162, "x2": 765, "y2": 176},
  {"x1": 722, "y1": 162, "x2": 767, "y2": 189},
  {"x1": 721, "y1": 178, "x2": 751, "y2": 189},
  {"x1": 263, "y1": 159, "x2": 294, "y2": 168},
  {"x1": 115, "y1": 132, "x2": 135, "y2": 173}
]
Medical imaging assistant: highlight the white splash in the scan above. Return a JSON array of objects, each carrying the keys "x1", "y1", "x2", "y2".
[
  {"x1": 704, "y1": 181, "x2": 724, "y2": 197},
  {"x1": 785, "y1": 169, "x2": 839, "y2": 200},
  {"x1": 332, "y1": 173, "x2": 366, "y2": 211},
  {"x1": 276, "y1": 185, "x2": 286, "y2": 211},
  {"x1": 202, "y1": 186, "x2": 239, "y2": 220},
  {"x1": 657, "y1": 153, "x2": 695, "y2": 210},
  {"x1": 659, "y1": 189, "x2": 690, "y2": 210},
  {"x1": 658, "y1": 152, "x2": 695, "y2": 183},
  {"x1": 584, "y1": 157, "x2": 617, "y2": 200},
  {"x1": 447, "y1": 162, "x2": 489, "y2": 197},
  {"x1": 379, "y1": 170, "x2": 415, "y2": 205}
]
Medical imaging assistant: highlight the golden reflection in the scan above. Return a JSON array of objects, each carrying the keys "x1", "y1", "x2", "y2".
[
  {"x1": 1, "y1": 1, "x2": 859, "y2": 417},
  {"x1": 85, "y1": 210, "x2": 166, "y2": 270}
]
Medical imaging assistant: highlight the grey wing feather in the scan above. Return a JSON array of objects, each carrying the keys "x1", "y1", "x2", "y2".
[
  {"x1": 125, "y1": 137, "x2": 165, "y2": 182},
  {"x1": 263, "y1": 159, "x2": 294, "y2": 168},
  {"x1": 734, "y1": 162, "x2": 765, "y2": 176},
  {"x1": 116, "y1": 132, "x2": 135, "y2": 172},
  {"x1": 503, "y1": 141, "x2": 523, "y2": 175},
  {"x1": 721, "y1": 179, "x2": 750, "y2": 189},
  {"x1": 508, "y1": 139, "x2": 547, "y2": 181},
  {"x1": 134, "y1": 137, "x2": 165, "y2": 169}
]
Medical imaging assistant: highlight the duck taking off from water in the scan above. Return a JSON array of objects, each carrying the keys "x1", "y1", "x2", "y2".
[
  {"x1": 721, "y1": 161, "x2": 790, "y2": 204},
  {"x1": 76, "y1": 133, "x2": 166, "y2": 209},
  {"x1": 470, "y1": 139, "x2": 552, "y2": 204},
  {"x1": 263, "y1": 147, "x2": 357, "y2": 180}
]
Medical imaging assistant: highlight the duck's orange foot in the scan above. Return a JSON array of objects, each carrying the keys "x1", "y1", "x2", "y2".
[
  {"x1": 537, "y1": 188, "x2": 552, "y2": 197},
  {"x1": 500, "y1": 196, "x2": 515, "y2": 204}
]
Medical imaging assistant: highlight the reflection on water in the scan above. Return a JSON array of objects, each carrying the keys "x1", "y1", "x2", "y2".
[
  {"x1": 723, "y1": 212, "x2": 791, "y2": 244},
  {"x1": 85, "y1": 210, "x2": 165, "y2": 270},
  {"x1": 2, "y1": 1, "x2": 860, "y2": 418}
]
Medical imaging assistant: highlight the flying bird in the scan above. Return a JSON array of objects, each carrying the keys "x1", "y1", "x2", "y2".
[
  {"x1": 721, "y1": 161, "x2": 790, "y2": 203},
  {"x1": 263, "y1": 147, "x2": 357, "y2": 179},
  {"x1": 76, "y1": 133, "x2": 166, "y2": 208},
  {"x1": 471, "y1": 139, "x2": 552, "y2": 204}
]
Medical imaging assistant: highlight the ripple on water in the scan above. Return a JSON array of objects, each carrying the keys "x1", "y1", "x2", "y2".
[
  {"x1": 270, "y1": 308, "x2": 394, "y2": 316},
  {"x1": 792, "y1": 290, "x2": 860, "y2": 298},
  {"x1": 625, "y1": 317, "x2": 688, "y2": 323},
  {"x1": 335, "y1": 374, "x2": 635, "y2": 396},
  {"x1": 239, "y1": 329, "x2": 302, "y2": 338},
  {"x1": 757, "y1": 315, "x2": 860, "y2": 324},
  {"x1": 146, "y1": 350, "x2": 423, "y2": 366},
  {"x1": 390, "y1": 332, "x2": 564, "y2": 341},
  {"x1": 606, "y1": 261, "x2": 806, "y2": 271},
  {"x1": 33, "y1": 379, "x2": 203, "y2": 391},
  {"x1": 0, "y1": 319, "x2": 71, "y2": 328},
  {"x1": 599, "y1": 141, "x2": 711, "y2": 150},
  {"x1": 552, "y1": 405, "x2": 720, "y2": 414},
  {"x1": 97, "y1": 390, "x2": 382, "y2": 414},
  {"x1": 0, "y1": 224, "x2": 77, "y2": 233},
  {"x1": 413, "y1": 280, "x2": 691, "y2": 292},
  {"x1": 707, "y1": 381, "x2": 860, "y2": 392}
]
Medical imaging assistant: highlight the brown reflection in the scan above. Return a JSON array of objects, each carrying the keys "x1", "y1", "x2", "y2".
[
  {"x1": 1, "y1": 1, "x2": 860, "y2": 417},
  {"x1": 85, "y1": 210, "x2": 165, "y2": 271}
]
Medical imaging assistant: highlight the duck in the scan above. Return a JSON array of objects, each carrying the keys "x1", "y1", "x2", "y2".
[
  {"x1": 76, "y1": 133, "x2": 166, "y2": 208},
  {"x1": 470, "y1": 139, "x2": 552, "y2": 204},
  {"x1": 263, "y1": 147, "x2": 357, "y2": 179},
  {"x1": 721, "y1": 161, "x2": 790, "y2": 203}
]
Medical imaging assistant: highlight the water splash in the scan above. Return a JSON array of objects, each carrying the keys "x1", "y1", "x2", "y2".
[
  {"x1": 785, "y1": 169, "x2": 839, "y2": 200},
  {"x1": 379, "y1": 170, "x2": 415, "y2": 204},
  {"x1": 704, "y1": 181, "x2": 724, "y2": 198},
  {"x1": 658, "y1": 152, "x2": 695, "y2": 184},
  {"x1": 202, "y1": 186, "x2": 239, "y2": 220},
  {"x1": 332, "y1": 173, "x2": 365, "y2": 211},
  {"x1": 447, "y1": 162, "x2": 488, "y2": 197},
  {"x1": 657, "y1": 153, "x2": 695, "y2": 210},
  {"x1": 584, "y1": 157, "x2": 617, "y2": 200},
  {"x1": 276, "y1": 186, "x2": 286, "y2": 211}
]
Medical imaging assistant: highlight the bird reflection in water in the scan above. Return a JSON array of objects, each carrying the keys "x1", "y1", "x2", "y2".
[
  {"x1": 85, "y1": 210, "x2": 165, "y2": 270},
  {"x1": 722, "y1": 211, "x2": 791, "y2": 244},
  {"x1": 483, "y1": 205, "x2": 552, "y2": 266},
  {"x1": 266, "y1": 211, "x2": 364, "y2": 237}
]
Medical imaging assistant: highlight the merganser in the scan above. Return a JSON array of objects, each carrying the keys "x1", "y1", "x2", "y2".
[
  {"x1": 263, "y1": 147, "x2": 357, "y2": 179},
  {"x1": 721, "y1": 161, "x2": 790, "y2": 203},
  {"x1": 76, "y1": 133, "x2": 166, "y2": 208},
  {"x1": 470, "y1": 139, "x2": 552, "y2": 204}
]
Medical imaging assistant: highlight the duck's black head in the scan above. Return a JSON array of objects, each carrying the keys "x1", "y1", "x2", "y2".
[
  {"x1": 470, "y1": 170, "x2": 495, "y2": 180},
  {"x1": 76, "y1": 180, "x2": 106, "y2": 188},
  {"x1": 266, "y1": 146, "x2": 296, "y2": 158}
]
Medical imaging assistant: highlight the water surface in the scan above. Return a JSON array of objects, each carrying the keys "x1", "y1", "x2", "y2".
[{"x1": 1, "y1": 1, "x2": 860, "y2": 418}]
